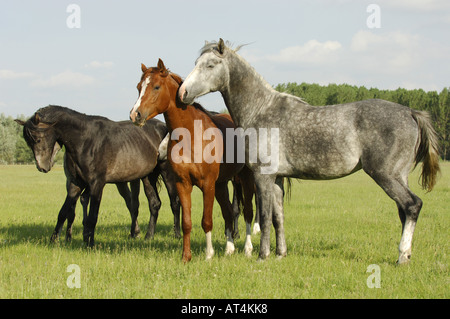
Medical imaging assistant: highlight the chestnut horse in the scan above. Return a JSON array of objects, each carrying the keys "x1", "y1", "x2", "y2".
[{"x1": 130, "y1": 59, "x2": 254, "y2": 262}]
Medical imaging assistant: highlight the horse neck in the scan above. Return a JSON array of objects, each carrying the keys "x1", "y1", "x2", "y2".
[
  {"x1": 51, "y1": 112, "x2": 87, "y2": 153},
  {"x1": 163, "y1": 83, "x2": 199, "y2": 133},
  {"x1": 222, "y1": 52, "x2": 276, "y2": 127}
]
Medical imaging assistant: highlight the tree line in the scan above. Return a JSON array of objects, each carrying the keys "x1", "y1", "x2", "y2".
[
  {"x1": 1, "y1": 84, "x2": 449, "y2": 164},
  {"x1": 275, "y1": 83, "x2": 449, "y2": 160}
]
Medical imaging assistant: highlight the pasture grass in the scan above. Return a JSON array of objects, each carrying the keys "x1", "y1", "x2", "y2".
[{"x1": 0, "y1": 163, "x2": 448, "y2": 299}]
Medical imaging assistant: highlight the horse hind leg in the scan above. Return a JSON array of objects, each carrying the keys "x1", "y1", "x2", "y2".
[
  {"x1": 231, "y1": 177, "x2": 241, "y2": 240},
  {"x1": 142, "y1": 174, "x2": 162, "y2": 240},
  {"x1": 214, "y1": 182, "x2": 235, "y2": 257},
  {"x1": 116, "y1": 181, "x2": 140, "y2": 238},
  {"x1": 367, "y1": 171, "x2": 422, "y2": 264},
  {"x1": 239, "y1": 167, "x2": 255, "y2": 257},
  {"x1": 273, "y1": 177, "x2": 287, "y2": 258},
  {"x1": 159, "y1": 160, "x2": 181, "y2": 239},
  {"x1": 397, "y1": 194, "x2": 422, "y2": 264}
]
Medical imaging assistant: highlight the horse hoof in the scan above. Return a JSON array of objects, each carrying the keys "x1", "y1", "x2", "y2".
[
  {"x1": 276, "y1": 254, "x2": 286, "y2": 261},
  {"x1": 252, "y1": 223, "x2": 261, "y2": 235},
  {"x1": 397, "y1": 254, "x2": 411, "y2": 265},
  {"x1": 244, "y1": 243, "x2": 253, "y2": 257},
  {"x1": 225, "y1": 242, "x2": 235, "y2": 256},
  {"x1": 257, "y1": 251, "x2": 270, "y2": 262},
  {"x1": 276, "y1": 249, "x2": 287, "y2": 259},
  {"x1": 129, "y1": 233, "x2": 141, "y2": 239}
]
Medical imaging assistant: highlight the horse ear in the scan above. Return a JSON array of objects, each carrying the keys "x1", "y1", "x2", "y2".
[
  {"x1": 141, "y1": 63, "x2": 148, "y2": 73},
  {"x1": 14, "y1": 119, "x2": 25, "y2": 126},
  {"x1": 158, "y1": 58, "x2": 169, "y2": 77},
  {"x1": 218, "y1": 38, "x2": 225, "y2": 55},
  {"x1": 33, "y1": 112, "x2": 41, "y2": 124}
]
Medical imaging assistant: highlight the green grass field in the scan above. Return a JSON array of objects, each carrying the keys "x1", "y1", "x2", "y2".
[{"x1": 0, "y1": 163, "x2": 448, "y2": 298}]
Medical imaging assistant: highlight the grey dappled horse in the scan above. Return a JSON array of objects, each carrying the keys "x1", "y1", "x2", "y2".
[{"x1": 179, "y1": 39, "x2": 440, "y2": 264}]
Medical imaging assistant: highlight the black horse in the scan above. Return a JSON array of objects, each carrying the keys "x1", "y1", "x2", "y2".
[{"x1": 16, "y1": 105, "x2": 180, "y2": 246}]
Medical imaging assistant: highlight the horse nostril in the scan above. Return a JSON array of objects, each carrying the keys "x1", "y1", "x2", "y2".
[
  {"x1": 182, "y1": 90, "x2": 188, "y2": 101},
  {"x1": 136, "y1": 111, "x2": 141, "y2": 121}
]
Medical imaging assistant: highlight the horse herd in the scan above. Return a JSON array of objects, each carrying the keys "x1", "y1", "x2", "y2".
[{"x1": 16, "y1": 39, "x2": 440, "y2": 264}]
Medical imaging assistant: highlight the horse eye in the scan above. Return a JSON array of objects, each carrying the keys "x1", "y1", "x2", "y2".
[
  {"x1": 154, "y1": 86, "x2": 160, "y2": 90},
  {"x1": 36, "y1": 139, "x2": 41, "y2": 143},
  {"x1": 207, "y1": 65, "x2": 214, "y2": 69}
]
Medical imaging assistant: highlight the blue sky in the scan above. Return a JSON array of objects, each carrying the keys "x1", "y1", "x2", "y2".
[{"x1": 1, "y1": 0, "x2": 449, "y2": 121}]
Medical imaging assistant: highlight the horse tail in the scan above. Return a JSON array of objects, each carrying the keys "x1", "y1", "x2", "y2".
[
  {"x1": 411, "y1": 110, "x2": 441, "y2": 192},
  {"x1": 284, "y1": 177, "x2": 292, "y2": 202}
]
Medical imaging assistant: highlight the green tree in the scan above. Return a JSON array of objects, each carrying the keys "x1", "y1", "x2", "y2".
[
  {"x1": 435, "y1": 88, "x2": 450, "y2": 159},
  {"x1": 0, "y1": 114, "x2": 17, "y2": 164}
]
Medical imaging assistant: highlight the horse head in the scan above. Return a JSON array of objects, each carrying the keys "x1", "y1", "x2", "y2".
[
  {"x1": 179, "y1": 38, "x2": 230, "y2": 105},
  {"x1": 130, "y1": 59, "x2": 179, "y2": 126},
  {"x1": 15, "y1": 112, "x2": 61, "y2": 173}
]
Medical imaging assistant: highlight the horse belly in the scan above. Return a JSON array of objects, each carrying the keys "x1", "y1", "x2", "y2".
[
  {"x1": 281, "y1": 133, "x2": 362, "y2": 180},
  {"x1": 105, "y1": 149, "x2": 157, "y2": 183}
]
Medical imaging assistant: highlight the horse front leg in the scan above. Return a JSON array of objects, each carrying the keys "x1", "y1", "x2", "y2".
[
  {"x1": 51, "y1": 181, "x2": 82, "y2": 242},
  {"x1": 176, "y1": 181, "x2": 193, "y2": 263},
  {"x1": 83, "y1": 183, "x2": 104, "y2": 248},
  {"x1": 202, "y1": 181, "x2": 217, "y2": 259},
  {"x1": 254, "y1": 174, "x2": 276, "y2": 260}
]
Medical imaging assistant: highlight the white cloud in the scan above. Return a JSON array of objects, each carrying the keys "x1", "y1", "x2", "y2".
[
  {"x1": 379, "y1": 0, "x2": 450, "y2": 11},
  {"x1": 242, "y1": 29, "x2": 448, "y2": 91},
  {"x1": 31, "y1": 70, "x2": 95, "y2": 88},
  {"x1": 350, "y1": 30, "x2": 419, "y2": 52},
  {"x1": 263, "y1": 40, "x2": 343, "y2": 65},
  {"x1": 0, "y1": 69, "x2": 35, "y2": 79},
  {"x1": 84, "y1": 61, "x2": 114, "y2": 69},
  {"x1": 349, "y1": 30, "x2": 422, "y2": 73}
]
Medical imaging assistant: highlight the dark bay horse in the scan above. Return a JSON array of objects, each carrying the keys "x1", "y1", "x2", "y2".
[
  {"x1": 179, "y1": 39, "x2": 441, "y2": 264},
  {"x1": 16, "y1": 105, "x2": 181, "y2": 246},
  {"x1": 130, "y1": 59, "x2": 255, "y2": 262}
]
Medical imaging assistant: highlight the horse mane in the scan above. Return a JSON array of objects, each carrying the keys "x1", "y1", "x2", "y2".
[
  {"x1": 199, "y1": 40, "x2": 245, "y2": 57},
  {"x1": 169, "y1": 72, "x2": 183, "y2": 85},
  {"x1": 25, "y1": 105, "x2": 110, "y2": 133},
  {"x1": 198, "y1": 40, "x2": 309, "y2": 106}
]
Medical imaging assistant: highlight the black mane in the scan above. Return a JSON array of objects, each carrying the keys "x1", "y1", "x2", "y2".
[{"x1": 34, "y1": 105, "x2": 110, "y2": 125}]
